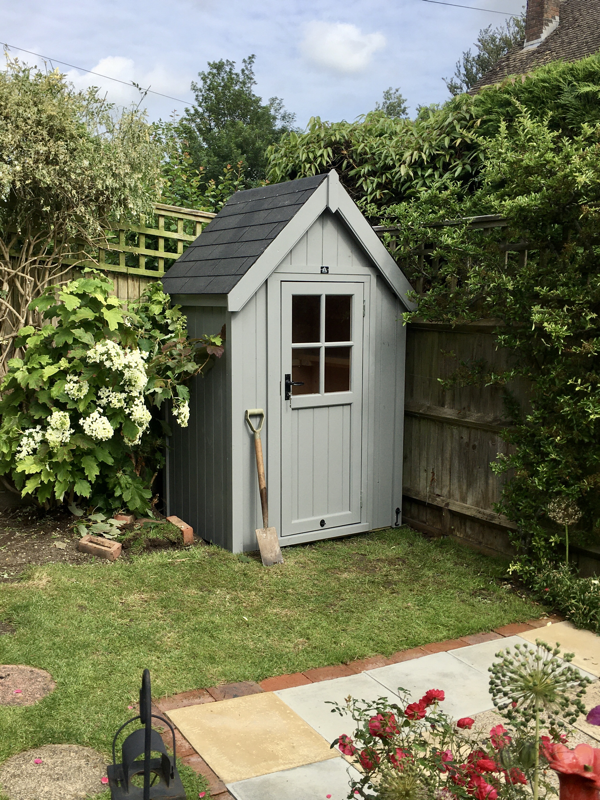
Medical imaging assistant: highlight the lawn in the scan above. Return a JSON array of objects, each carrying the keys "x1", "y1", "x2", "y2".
[{"x1": 0, "y1": 526, "x2": 545, "y2": 798}]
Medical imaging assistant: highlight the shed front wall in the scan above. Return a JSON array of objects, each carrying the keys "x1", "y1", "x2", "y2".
[{"x1": 228, "y1": 210, "x2": 407, "y2": 552}]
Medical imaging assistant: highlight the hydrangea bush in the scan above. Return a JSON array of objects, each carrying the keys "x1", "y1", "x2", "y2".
[{"x1": 0, "y1": 272, "x2": 222, "y2": 513}]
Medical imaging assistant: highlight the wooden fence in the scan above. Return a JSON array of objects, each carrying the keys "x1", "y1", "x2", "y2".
[
  {"x1": 375, "y1": 218, "x2": 528, "y2": 557},
  {"x1": 73, "y1": 203, "x2": 215, "y2": 302}
]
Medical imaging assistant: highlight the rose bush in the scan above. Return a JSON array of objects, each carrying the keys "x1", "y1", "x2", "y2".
[
  {"x1": 330, "y1": 642, "x2": 591, "y2": 800},
  {"x1": 0, "y1": 272, "x2": 222, "y2": 513}
]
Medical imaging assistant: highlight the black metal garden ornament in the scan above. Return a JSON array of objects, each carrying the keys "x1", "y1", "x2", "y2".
[{"x1": 107, "y1": 669, "x2": 185, "y2": 799}]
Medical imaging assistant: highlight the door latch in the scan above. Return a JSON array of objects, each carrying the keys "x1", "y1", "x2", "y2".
[{"x1": 284, "y1": 373, "x2": 304, "y2": 400}]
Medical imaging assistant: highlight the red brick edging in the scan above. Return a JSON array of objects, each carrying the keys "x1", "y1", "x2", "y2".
[{"x1": 154, "y1": 615, "x2": 562, "y2": 798}]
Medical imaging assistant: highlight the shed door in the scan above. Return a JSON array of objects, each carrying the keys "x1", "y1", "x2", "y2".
[{"x1": 281, "y1": 282, "x2": 364, "y2": 536}]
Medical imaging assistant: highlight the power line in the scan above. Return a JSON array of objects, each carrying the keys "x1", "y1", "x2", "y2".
[
  {"x1": 421, "y1": 0, "x2": 520, "y2": 17},
  {"x1": 1, "y1": 41, "x2": 190, "y2": 105}
]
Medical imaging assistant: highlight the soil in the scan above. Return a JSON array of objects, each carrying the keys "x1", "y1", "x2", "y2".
[
  {"x1": 0, "y1": 508, "x2": 93, "y2": 583},
  {"x1": 0, "y1": 507, "x2": 199, "y2": 584},
  {"x1": 0, "y1": 744, "x2": 107, "y2": 800},
  {"x1": 0, "y1": 665, "x2": 56, "y2": 706}
]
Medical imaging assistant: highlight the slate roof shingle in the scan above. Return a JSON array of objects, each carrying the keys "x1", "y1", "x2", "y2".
[
  {"x1": 162, "y1": 174, "x2": 328, "y2": 296},
  {"x1": 472, "y1": 0, "x2": 600, "y2": 91}
]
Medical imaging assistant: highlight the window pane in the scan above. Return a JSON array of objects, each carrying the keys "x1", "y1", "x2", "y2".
[
  {"x1": 325, "y1": 295, "x2": 352, "y2": 342},
  {"x1": 292, "y1": 295, "x2": 321, "y2": 343},
  {"x1": 325, "y1": 346, "x2": 351, "y2": 393},
  {"x1": 292, "y1": 347, "x2": 320, "y2": 394}
]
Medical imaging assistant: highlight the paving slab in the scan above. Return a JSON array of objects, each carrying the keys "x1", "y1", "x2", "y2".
[
  {"x1": 449, "y1": 635, "x2": 527, "y2": 674},
  {"x1": 367, "y1": 651, "x2": 494, "y2": 719},
  {"x1": 276, "y1": 673, "x2": 400, "y2": 745},
  {"x1": 168, "y1": 692, "x2": 337, "y2": 784},
  {"x1": 227, "y1": 756, "x2": 363, "y2": 800},
  {"x1": 518, "y1": 621, "x2": 600, "y2": 677}
]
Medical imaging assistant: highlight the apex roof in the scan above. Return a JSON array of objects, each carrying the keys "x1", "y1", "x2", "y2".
[
  {"x1": 162, "y1": 171, "x2": 414, "y2": 313},
  {"x1": 161, "y1": 174, "x2": 327, "y2": 298},
  {"x1": 472, "y1": 0, "x2": 600, "y2": 91}
]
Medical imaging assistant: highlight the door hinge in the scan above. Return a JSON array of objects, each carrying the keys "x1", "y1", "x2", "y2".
[
  {"x1": 360, "y1": 491, "x2": 363, "y2": 509},
  {"x1": 363, "y1": 300, "x2": 366, "y2": 317}
]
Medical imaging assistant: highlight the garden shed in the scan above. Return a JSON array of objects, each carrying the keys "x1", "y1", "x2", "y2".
[{"x1": 162, "y1": 170, "x2": 414, "y2": 552}]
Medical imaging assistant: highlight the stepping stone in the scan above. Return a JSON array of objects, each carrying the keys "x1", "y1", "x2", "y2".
[
  {"x1": 276, "y1": 673, "x2": 400, "y2": 745},
  {"x1": 0, "y1": 744, "x2": 107, "y2": 800},
  {"x1": 448, "y1": 635, "x2": 528, "y2": 674},
  {"x1": 366, "y1": 651, "x2": 494, "y2": 719},
  {"x1": 168, "y1": 692, "x2": 338, "y2": 784},
  {"x1": 227, "y1": 757, "x2": 363, "y2": 800},
  {"x1": 518, "y1": 621, "x2": 600, "y2": 678},
  {"x1": 0, "y1": 665, "x2": 55, "y2": 706}
]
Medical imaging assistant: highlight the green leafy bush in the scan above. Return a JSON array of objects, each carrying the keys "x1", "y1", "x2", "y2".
[
  {"x1": 0, "y1": 272, "x2": 222, "y2": 513},
  {"x1": 513, "y1": 561, "x2": 600, "y2": 634}
]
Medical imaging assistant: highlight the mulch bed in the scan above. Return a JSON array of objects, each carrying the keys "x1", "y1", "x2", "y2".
[
  {"x1": 0, "y1": 665, "x2": 56, "y2": 706},
  {"x1": 0, "y1": 744, "x2": 107, "y2": 800}
]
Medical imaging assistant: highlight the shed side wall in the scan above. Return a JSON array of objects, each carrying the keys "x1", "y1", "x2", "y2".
[
  {"x1": 229, "y1": 283, "x2": 269, "y2": 553},
  {"x1": 371, "y1": 275, "x2": 406, "y2": 529},
  {"x1": 167, "y1": 305, "x2": 231, "y2": 549}
]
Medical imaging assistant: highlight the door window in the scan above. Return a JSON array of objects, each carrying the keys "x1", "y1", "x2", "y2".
[{"x1": 291, "y1": 294, "x2": 353, "y2": 395}]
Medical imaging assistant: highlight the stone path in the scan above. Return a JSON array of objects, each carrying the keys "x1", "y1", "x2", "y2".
[{"x1": 154, "y1": 616, "x2": 600, "y2": 800}]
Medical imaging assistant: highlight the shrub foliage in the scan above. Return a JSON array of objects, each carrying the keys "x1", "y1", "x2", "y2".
[{"x1": 0, "y1": 273, "x2": 222, "y2": 513}]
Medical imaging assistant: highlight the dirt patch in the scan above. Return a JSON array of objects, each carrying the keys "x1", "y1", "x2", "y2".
[
  {"x1": 0, "y1": 665, "x2": 56, "y2": 706},
  {"x1": 0, "y1": 622, "x2": 15, "y2": 635},
  {"x1": 0, "y1": 508, "x2": 200, "y2": 583},
  {"x1": 0, "y1": 508, "x2": 90, "y2": 582},
  {"x1": 0, "y1": 744, "x2": 107, "y2": 800}
]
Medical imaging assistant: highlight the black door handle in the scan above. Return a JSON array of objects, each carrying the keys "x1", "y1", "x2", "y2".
[{"x1": 285, "y1": 373, "x2": 304, "y2": 400}]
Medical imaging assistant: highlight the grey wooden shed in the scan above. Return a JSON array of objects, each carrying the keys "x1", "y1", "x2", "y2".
[{"x1": 162, "y1": 170, "x2": 414, "y2": 552}]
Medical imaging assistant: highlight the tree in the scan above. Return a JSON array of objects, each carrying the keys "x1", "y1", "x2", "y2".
[
  {"x1": 444, "y1": 14, "x2": 526, "y2": 95},
  {"x1": 374, "y1": 87, "x2": 408, "y2": 118},
  {"x1": 0, "y1": 59, "x2": 162, "y2": 373},
  {"x1": 180, "y1": 55, "x2": 296, "y2": 187}
]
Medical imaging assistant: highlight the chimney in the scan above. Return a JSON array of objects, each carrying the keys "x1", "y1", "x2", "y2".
[{"x1": 525, "y1": 0, "x2": 561, "y2": 44}]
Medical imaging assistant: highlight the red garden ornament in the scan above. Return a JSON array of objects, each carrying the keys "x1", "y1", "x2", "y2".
[{"x1": 547, "y1": 743, "x2": 600, "y2": 800}]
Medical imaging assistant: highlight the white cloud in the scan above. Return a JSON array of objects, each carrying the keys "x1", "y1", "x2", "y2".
[
  {"x1": 64, "y1": 56, "x2": 190, "y2": 109},
  {"x1": 300, "y1": 21, "x2": 386, "y2": 74}
]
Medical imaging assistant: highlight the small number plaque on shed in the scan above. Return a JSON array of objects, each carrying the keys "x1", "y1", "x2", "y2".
[{"x1": 162, "y1": 170, "x2": 414, "y2": 553}]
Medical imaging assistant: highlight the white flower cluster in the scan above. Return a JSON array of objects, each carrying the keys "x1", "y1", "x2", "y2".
[
  {"x1": 45, "y1": 410, "x2": 73, "y2": 449},
  {"x1": 65, "y1": 376, "x2": 89, "y2": 400},
  {"x1": 16, "y1": 426, "x2": 44, "y2": 460},
  {"x1": 129, "y1": 398, "x2": 152, "y2": 429},
  {"x1": 85, "y1": 340, "x2": 152, "y2": 443},
  {"x1": 81, "y1": 410, "x2": 114, "y2": 441},
  {"x1": 97, "y1": 387, "x2": 126, "y2": 409},
  {"x1": 172, "y1": 400, "x2": 190, "y2": 428}
]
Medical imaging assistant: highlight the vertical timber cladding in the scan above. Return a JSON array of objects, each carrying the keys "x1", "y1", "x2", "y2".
[{"x1": 402, "y1": 319, "x2": 529, "y2": 556}]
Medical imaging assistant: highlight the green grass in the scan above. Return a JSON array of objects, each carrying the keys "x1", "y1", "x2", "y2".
[{"x1": 0, "y1": 527, "x2": 545, "y2": 798}]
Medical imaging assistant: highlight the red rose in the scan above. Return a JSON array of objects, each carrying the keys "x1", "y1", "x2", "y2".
[
  {"x1": 490, "y1": 725, "x2": 511, "y2": 750},
  {"x1": 337, "y1": 734, "x2": 356, "y2": 756},
  {"x1": 423, "y1": 689, "x2": 445, "y2": 706},
  {"x1": 358, "y1": 748, "x2": 380, "y2": 771},
  {"x1": 476, "y1": 757, "x2": 498, "y2": 773},
  {"x1": 390, "y1": 747, "x2": 408, "y2": 769},
  {"x1": 405, "y1": 700, "x2": 427, "y2": 720},
  {"x1": 368, "y1": 712, "x2": 399, "y2": 738},
  {"x1": 470, "y1": 774, "x2": 498, "y2": 800},
  {"x1": 507, "y1": 768, "x2": 528, "y2": 785},
  {"x1": 457, "y1": 717, "x2": 475, "y2": 729}
]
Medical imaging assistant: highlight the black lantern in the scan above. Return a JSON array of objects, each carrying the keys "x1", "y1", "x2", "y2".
[{"x1": 108, "y1": 669, "x2": 185, "y2": 799}]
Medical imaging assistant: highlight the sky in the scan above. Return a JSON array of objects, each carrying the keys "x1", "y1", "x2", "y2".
[{"x1": 2, "y1": 0, "x2": 525, "y2": 126}]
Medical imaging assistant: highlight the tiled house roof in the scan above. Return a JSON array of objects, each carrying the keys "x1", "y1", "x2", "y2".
[{"x1": 472, "y1": 0, "x2": 600, "y2": 91}]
